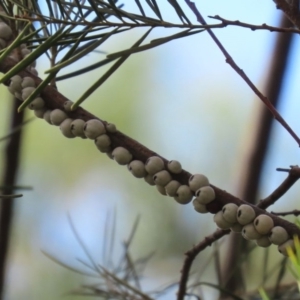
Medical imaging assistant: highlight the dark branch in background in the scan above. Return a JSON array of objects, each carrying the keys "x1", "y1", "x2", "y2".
[
  {"x1": 184, "y1": 0, "x2": 300, "y2": 146},
  {"x1": 221, "y1": 14, "x2": 295, "y2": 296},
  {"x1": 0, "y1": 97, "x2": 25, "y2": 300}
]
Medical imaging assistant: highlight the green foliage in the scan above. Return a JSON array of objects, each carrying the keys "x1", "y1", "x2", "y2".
[
  {"x1": 0, "y1": 0, "x2": 206, "y2": 110},
  {"x1": 287, "y1": 235, "x2": 300, "y2": 291},
  {"x1": 258, "y1": 287, "x2": 270, "y2": 300}
]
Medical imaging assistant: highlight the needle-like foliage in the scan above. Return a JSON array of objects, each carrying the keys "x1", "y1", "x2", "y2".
[
  {"x1": 0, "y1": 0, "x2": 207, "y2": 109},
  {"x1": 2, "y1": 1, "x2": 300, "y2": 299}
]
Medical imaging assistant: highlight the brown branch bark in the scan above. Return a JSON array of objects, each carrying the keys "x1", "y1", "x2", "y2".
[{"x1": 259, "y1": 166, "x2": 300, "y2": 209}]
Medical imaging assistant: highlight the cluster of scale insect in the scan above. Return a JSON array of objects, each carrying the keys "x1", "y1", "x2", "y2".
[
  {"x1": 0, "y1": 21, "x2": 37, "y2": 76},
  {"x1": 2, "y1": 18, "x2": 296, "y2": 258},
  {"x1": 214, "y1": 203, "x2": 293, "y2": 255}
]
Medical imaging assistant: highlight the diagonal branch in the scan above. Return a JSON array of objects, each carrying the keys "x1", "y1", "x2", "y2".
[
  {"x1": 184, "y1": 0, "x2": 300, "y2": 146},
  {"x1": 1, "y1": 54, "x2": 300, "y2": 237}
]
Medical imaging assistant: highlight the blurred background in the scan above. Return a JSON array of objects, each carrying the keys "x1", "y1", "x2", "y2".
[{"x1": 1, "y1": 0, "x2": 300, "y2": 299}]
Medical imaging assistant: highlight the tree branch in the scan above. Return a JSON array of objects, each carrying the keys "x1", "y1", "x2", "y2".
[
  {"x1": 0, "y1": 54, "x2": 299, "y2": 236},
  {"x1": 209, "y1": 15, "x2": 300, "y2": 34}
]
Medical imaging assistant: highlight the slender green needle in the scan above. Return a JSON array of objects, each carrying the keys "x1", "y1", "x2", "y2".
[
  {"x1": 45, "y1": 27, "x2": 119, "y2": 74},
  {"x1": 107, "y1": 29, "x2": 204, "y2": 59},
  {"x1": 56, "y1": 57, "x2": 116, "y2": 81},
  {"x1": 258, "y1": 287, "x2": 270, "y2": 300},
  {"x1": 18, "y1": 26, "x2": 88, "y2": 112},
  {"x1": 0, "y1": 26, "x2": 66, "y2": 88},
  {"x1": 71, "y1": 28, "x2": 153, "y2": 110},
  {"x1": 0, "y1": 22, "x2": 32, "y2": 65}
]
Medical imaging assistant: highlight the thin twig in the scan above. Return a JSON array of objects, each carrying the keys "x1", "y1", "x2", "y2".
[
  {"x1": 177, "y1": 229, "x2": 230, "y2": 300},
  {"x1": 271, "y1": 210, "x2": 300, "y2": 216},
  {"x1": 185, "y1": 0, "x2": 300, "y2": 146},
  {"x1": 209, "y1": 15, "x2": 300, "y2": 34},
  {"x1": 15, "y1": 14, "x2": 300, "y2": 34},
  {"x1": 258, "y1": 166, "x2": 300, "y2": 210}
]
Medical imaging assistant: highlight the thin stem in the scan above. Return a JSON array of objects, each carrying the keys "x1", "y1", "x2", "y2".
[
  {"x1": 209, "y1": 15, "x2": 300, "y2": 34},
  {"x1": 185, "y1": 0, "x2": 300, "y2": 146},
  {"x1": 271, "y1": 210, "x2": 300, "y2": 216},
  {"x1": 258, "y1": 166, "x2": 300, "y2": 209},
  {"x1": 177, "y1": 229, "x2": 230, "y2": 300}
]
